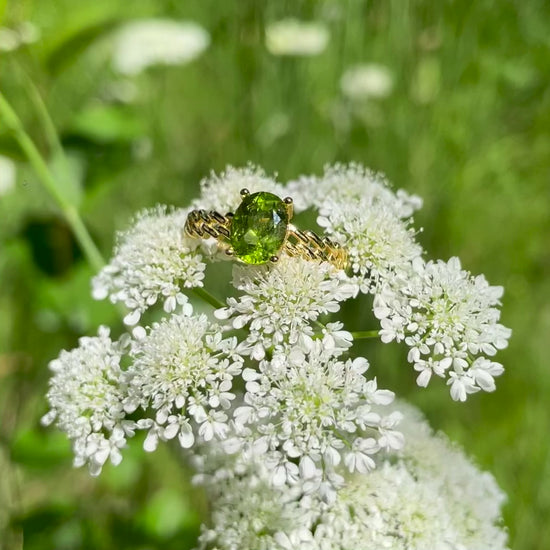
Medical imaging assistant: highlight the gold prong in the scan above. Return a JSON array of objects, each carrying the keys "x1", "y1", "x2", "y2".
[
  {"x1": 270, "y1": 255, "x2": 279, "y2": 263},
  {"x1": 284, "y1": 198, "x2": 294, "y2": 220},
  {"x1": 240, "y1": 188, "x2": 250, "y2": 197}
]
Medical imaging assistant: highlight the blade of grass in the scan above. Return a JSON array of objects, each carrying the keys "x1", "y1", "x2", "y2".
[{"x1": 0, "y1": 91, "x2": 104, "y2": 273}]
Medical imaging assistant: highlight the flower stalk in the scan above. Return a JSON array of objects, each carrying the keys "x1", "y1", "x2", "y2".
[
  {"x1": 349, "y1": 330, "x2": 379, "y2": 340},
  {"x1": 192, "y1": 287, "x2": 226, "y2": 310}
]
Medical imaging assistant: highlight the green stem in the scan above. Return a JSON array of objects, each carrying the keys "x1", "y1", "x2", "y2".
[
  {"x1": 313, "y1": 320, "x2": 326, "y2": 331},
  {"x1": 17, "y1": 66, "x2": 65, "y2": 159},
  {"x1": 192, "y1": 287, "x2": 226, "y2": 309},
  {"x1": 350, "y1": 330, "x2": 380, "y2": 340},
  {"x1": 0, "y1": 91, "x2": 105, "y2": 273},
  {"x1": 313, "y1": 328, "x2": 380, "y2": 340}
]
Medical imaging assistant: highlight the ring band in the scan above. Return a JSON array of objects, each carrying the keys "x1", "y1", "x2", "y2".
[{"x1": 185, "y1": 189, "x2": 348, "y2": 270}]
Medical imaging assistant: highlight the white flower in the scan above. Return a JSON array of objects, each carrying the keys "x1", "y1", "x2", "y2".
[
  {"x1": 193, "y1": 165, "x2": 289, "y2": 214},
  {"x1": 124, "y1": 308, "x2": 244, "y2": 452},
  {"x1": 0, "y1": 22, "x2": 39, "y2": 52},
  {"x1": 340, "y1": 63, "x2": 394, "y2": 100},
  {"x1": 41, "y1": 327, "x2": 132, "y2": 476},
  {"x1": 0, "y1": 27, "x2": 19, "y2": 51},
  {"x1": 215, "y1": 256, "x2": 358, "y2": 359},
  {"x1": 112, "y1": 19, "x2": 209, "y2": 75},
  {"x1": 374, "y1": 256, "x2": 511, "y2": 399},
  {"x1": 265, "y1": 19, "x2": 329, "y2": 57},
  {"x1": 17, "y1": 21, "x2": 40, "y2": 44},
  {"x1": 92, "y1": 205, "x2": 206, "y2": 324},
  {"x1": 316, "y1": 322, "x2": 354, "y2": 355},
  {"x1": 230, "y1": 342, "x2": 402, "y2": 490},
  {"x1": 195, "y1": 402, "x2": 509, "y2": 550},
  {"x1": 0, "y1": 155, "x2": 16, "y2": 195}
]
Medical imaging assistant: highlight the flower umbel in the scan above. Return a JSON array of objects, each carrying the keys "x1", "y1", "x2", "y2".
[
  {"x1": 230, "y1": 341, "x2": 403, "y2": 493},
  {"x1": 125, "y1": 307, "x2": 244, "y2": 451},
  {"x1": 215, "y1": 256, "x2": 357, "y2": 359},
  {"x1": 340, "y1": 63, "x2": 394, "y2": 100},
  {"x1": 196, "y1": 403, "x2": 509, "y2": 550},
  {"x1": 92, "y1": 205, "x2": 205, "y2": 325},
  {"x1": 265, "y1": 19, "x2": 329, "y2": 57},
  {"x1": 374, "y1": 256, "x2": 511, "y2": 400},
  {"x1": 289, "y1": 164, "x2": 423, "y2": 293},
  {"x1": 45, "y1": 163, "x2": 510, "y2": 547},
  {"x1": 42, "y1": 327, "x2": 132, "y2": 476},
  {"x1": 112, "y1": 19, "x2": 210, "y2": 75}
]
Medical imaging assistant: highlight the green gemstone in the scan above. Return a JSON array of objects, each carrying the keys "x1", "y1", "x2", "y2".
[{"x1": 230, "y1": 192, "x2": 289, "y2": 264}]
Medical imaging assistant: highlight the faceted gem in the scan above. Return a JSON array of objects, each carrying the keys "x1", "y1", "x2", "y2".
[{"x1": 230, "y1": 192, "x2": 289, "y2": 264}]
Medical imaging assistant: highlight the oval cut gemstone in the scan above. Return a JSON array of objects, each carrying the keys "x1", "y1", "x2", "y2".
[{"x1": 230, "y1": 192, "x2": 289, "y2": 264}]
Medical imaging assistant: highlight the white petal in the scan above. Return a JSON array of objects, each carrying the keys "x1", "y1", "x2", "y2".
[
  {"x1": 143, "y1": 430, "x2": 159, "y2": 452},
  {"x1": 178, "y1": 429, "x2": 195, "y2": 448},
  {"x1": 123, "y1": 309, "x2": 141, "y2": 326}
]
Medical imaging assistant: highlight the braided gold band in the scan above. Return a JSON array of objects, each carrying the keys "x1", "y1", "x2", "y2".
[{"x1": 184, "y1": 209, "x2": 348, "y2": 270}]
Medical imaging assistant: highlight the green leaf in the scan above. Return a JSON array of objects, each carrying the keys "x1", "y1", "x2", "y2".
[
  {"x1": 45, "y1": 17, "x2": 122, "y2": 75},
  {"x1": 139, "y1": 489, "x2": 200, "y2": 539},
  {"x1": 11, "y1": 429, "x2": 71, "y2": 469},
  {"x1": 36, "y1": 262, "x2": 121, "y2": 333},
  {"x1": 70, "y1": 104, "x2": 145, "y2": 143}
]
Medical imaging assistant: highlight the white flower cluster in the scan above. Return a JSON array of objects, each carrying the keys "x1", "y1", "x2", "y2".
[
  {"x1": 215, "y1": 257, "x2": 357, "y2": 359},
  {"x1": 265, "y1": 19, "x2": 329, "y2": 57},
  {"x1": 289, "y1": 164, "x2": 510, "y2": 397},
  {"x1": 289, "y1": 164, "x2": 423, "y2": 293},
  {"x1": 195, "y1": 403, "x2": 509, "y2": 550},
  {"x1": 375, "y1": 256, "x2": 511, "y2": 400},
  {"x1": 340, "y1": 63, "x2": 394, "y2": 101},
  {"x1": 0, "y1": 21, "x2": 40, "y2": 52},
  {"x1": 112, "y1": 19, "x2": 210, "y2": 75},
  {"x1": 92, "y1": 205, "x2": 205, "y2": 324},
  {"x1": 125, "y1": 306, "x2": 244, "y2": 451},
  {"x1": 44, "y1": 164, "x2": 510, "y2": 545},
  {"x1": 41, "y1": 327, "x2": 133, "y2": 476},
  {"x1": 229, "y1": 341, "x2": 403, "y2": 494}
]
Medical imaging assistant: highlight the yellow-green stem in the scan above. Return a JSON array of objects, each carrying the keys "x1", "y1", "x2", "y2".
[
  {"x1": 350, "y1": 330, "x2": 380, "y2": 340},
  {"x1": 0, "y1": 91, "x2": 105, "y2": 273},
  {"x1": 313, "y1": 329, "x2": 380, "y2": 340},
  {"x1": 192, "y1": 287, "x2": 226, "y2": 309},
  {"x1": 17, "y1": 66, "x2": 65, "y2": 159}
]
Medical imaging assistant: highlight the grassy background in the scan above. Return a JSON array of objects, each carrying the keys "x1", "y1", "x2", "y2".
[{"x1": 1, "y1": 1, "x2": 549, "y2": 549}]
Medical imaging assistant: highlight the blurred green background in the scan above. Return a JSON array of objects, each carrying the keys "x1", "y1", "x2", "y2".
[{"x1": 1, "y1": 1, "x2": 549, "y2": 549}]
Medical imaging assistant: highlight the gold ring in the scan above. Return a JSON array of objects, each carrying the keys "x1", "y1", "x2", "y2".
[{"x1": 185, "y1": 189, "x2": 348, "y2": 270}]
